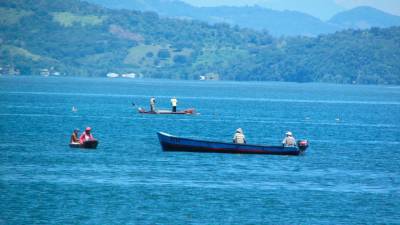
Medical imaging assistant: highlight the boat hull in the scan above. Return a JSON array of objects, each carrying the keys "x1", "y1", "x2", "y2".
[
  {"x1": 157, "y1": 132, "x2": 307, "y2": 156},
  {"x1": 138, "y1": 108, "x2": 195, "y2": 115},
  {"x1": 69, "y1": 140, "x2": 98, "y2": 149}
]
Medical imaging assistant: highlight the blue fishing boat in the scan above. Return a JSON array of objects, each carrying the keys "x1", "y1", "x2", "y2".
[{"x1": 157, "y1": 132, "x2": 309, "y2": 156}]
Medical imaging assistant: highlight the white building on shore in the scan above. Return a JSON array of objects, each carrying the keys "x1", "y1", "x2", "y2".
[{"x1": 106, "y1": 72, "x2": 119, "y2": 78}]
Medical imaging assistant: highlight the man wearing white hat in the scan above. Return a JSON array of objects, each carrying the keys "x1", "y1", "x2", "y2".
[
  {"x1": 233, "y1": 128, "x2": 246, "y2": 144},
  {"x1": 282, "y1": 131, "x2": 296, "y2": 147}
]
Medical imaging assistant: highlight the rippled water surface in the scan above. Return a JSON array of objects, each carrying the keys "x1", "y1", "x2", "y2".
[{"x1": 1, "y1": 77, "x2": 399, "y2": 224}]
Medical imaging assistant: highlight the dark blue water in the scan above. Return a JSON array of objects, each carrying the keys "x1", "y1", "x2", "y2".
[{"x1": 1, "y1": 77, "x2": 399, "y2": 224}]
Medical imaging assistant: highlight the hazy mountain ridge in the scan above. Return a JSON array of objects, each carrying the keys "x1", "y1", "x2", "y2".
[
  {"x1": 86, "y1": 0, "x2": 400, "y2": 36},
  {"x1": 329, "y1": 6, "x2": 400, "y2": 29},
  {"x1": 1, "y1": 0, "x2": 399, "y2": 85}
]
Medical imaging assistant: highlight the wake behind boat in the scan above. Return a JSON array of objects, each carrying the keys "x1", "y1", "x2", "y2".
[
  {"x1": 138, "y1": 107, "x2": 196, "y2": 115},
  {"x1": 157, "y1": 132, "x2": 309, "y2": 156}
]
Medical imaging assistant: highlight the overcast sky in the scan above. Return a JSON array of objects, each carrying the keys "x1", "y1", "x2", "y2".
[{"x1": 182, "y1": 0, "x2": 400, "y2": 20}]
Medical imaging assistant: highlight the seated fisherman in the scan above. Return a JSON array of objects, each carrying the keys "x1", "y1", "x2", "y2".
[
  {"x1": 233, "y1": 128, "x2": 246, "y2": 144},
  {"x1": 79, "y1": 127, "x2": 95, "y2": 144},
  {"x1": 282, "y1": 131, "x2": 296, "y2": 147},
  {"x1": 70, "y1": 129, "x2": 80, "y2": 144}
]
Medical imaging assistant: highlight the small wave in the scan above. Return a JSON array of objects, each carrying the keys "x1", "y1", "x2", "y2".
[
  {"x1": 1, "y1": 113, "x2": 397, "y2": 130},
  {"x1": 2, "y1": 91, "x2": 400, "y2": 105},
  {"x1": 0, "y1": 143, "x2": 34, "y2": 148},
  {"x1": 132, "y1": 116, "x2": 398, "y2": 129},
  {"x1": 306, "y1": 139, "x2": 400, "y2": 145},
  {"x1": 5, "y1": 105, "x2": 58, "y2": 109},
  {"x1": 0, "y1": 113, "x2": 80, "y2": 118},
  {"x1": 2, "y1": 175, "x2": 397, "y2": 194}
]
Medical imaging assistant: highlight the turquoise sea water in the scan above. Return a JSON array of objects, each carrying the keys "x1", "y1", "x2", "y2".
[{"x1": 0, "y1": 77, "x2": 399, "y2": 224}]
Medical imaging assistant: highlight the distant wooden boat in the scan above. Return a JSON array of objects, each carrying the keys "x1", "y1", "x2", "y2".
[
  {"x1": 138, "y1": 107, "x2": 196, "y2": 115},
  {"x1": 69, "y1": 140, "x2": 98, "y2": 149},
  {"x1": 157, "y1": 132, "x2": 308, "y2": 156}
]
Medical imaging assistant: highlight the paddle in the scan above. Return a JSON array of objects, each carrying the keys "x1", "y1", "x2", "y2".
[
  {"x1": 131, "y1": 102, "x2": 146, "y2": 112},
  {"x1": 131, "y1": 102, "x2": 139, "y2": 111}
]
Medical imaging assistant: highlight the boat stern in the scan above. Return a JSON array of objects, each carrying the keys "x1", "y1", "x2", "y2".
[
  {"x1": 183, "y1": 108, "x2": 196, "y2": 114},
  {"x1": 297, "y1": 140, "x2": 309, "y2": 152}
]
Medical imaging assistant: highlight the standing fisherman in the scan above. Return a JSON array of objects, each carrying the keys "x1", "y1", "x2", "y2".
[
  {"x1": 150, "y1": 97, "x2": 156, "y2": 112},
  {"x1": 171, "y1": 97, "x2": 178, "y2": 112}
]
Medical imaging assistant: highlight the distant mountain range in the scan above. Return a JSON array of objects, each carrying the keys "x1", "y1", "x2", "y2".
[
  {"x1": 85, "y1": 0, "x2": 400, "y2": 36},
  {"x1": 1, "y1": 0, "x2": 399, "y2": 85},
  {"x1": 329, "y1": 6, "x2": 400, "y2": 30}
]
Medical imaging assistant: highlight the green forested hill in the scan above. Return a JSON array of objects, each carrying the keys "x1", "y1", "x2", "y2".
[{"x1": 1, "y1": 0, "x2": 399, "y2": 84}]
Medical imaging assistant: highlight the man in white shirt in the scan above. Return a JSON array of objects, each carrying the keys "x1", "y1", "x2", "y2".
[
  {"x1": 233, "y1": 128, "x2": 246, "y2": 144},
  {"x1": 171, "y1": 97, "x2": 178, "y2": 112},
  {"x1": 282, "y1": 131, "x2": 296, "y2": 147},
  {"x1": 150, "y1": 97, "x2": 156, "y2": 112}
]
